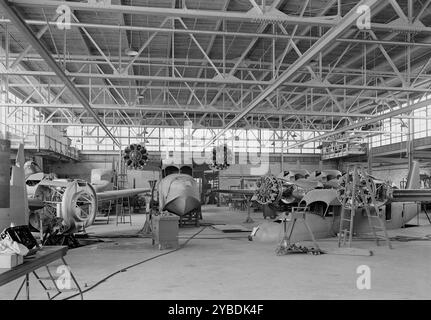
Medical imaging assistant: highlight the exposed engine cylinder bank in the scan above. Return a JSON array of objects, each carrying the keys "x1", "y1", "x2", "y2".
[
  {"x1": 253, "y1": 171, "x2": 430, "y2": 212},
  {"x1": 253, "y1": 175, "x2": 319, "y2": 209},
  {"x1": 30, "y1": 179, "x2": 97, "y2": 233}
]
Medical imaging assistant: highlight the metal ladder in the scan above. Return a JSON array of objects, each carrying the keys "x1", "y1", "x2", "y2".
[
  {"x1": 338, "y1": 164, "x2": 391, "y2": 249},
  {"x1": 116, "y1": 196, "x2": 132, "y2": 226},
  {"x1": 116, "y1": 174, "x2": 128, "y2": 190},
  {"x1": 337, "y1": 165, "x2": 358, "y2": 247},
  {"x1": 360, "y1": 166, "x2": 392, "y2": 249}
]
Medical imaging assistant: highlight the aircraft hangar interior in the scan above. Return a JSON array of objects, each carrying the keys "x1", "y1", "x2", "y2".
[{"x1": 0, "y1": 0, "x2": 431, "y2": 302}]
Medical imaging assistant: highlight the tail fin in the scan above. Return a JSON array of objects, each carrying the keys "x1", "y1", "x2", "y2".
[
  {"x1": 10, "y1": 143, "x2": 28, "y2": 225},
  {"x1": 406, "y1": 161, "x2": 420, "y2": 189}
]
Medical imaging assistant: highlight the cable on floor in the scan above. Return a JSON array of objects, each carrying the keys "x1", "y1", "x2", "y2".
[
  {"x1": 314, "y1": 234, "x2": 431, "y2": 242},
  {"x1": 85, "y1": 222, "x2": 216, "y2": 240},
  {"x1": 62, "y1": 226, "x2": 208, "y2": 300}
]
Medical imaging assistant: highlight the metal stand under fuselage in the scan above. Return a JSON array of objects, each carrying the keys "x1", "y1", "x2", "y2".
[{"x1": 277, "y1": 208, "x2": 321, "y2": 252}]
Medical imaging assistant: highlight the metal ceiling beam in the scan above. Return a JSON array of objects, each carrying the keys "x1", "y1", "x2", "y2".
[
  {"x1": 5, "y1": 57, "x2": 421, "y2": 79},
  {"x1": 7, "y1": 52, "x2": 431, "y2": 75},
  {"x1": 6, "y1": 70, "x2": 431, "y2": 93},
  {"x1": 9, "y1": 0, "x2": 339, "y2": 26},
  {"x1": 286, "y1": 98, "x2": 431, "y2": 150},
  {"x1": 11, "y1": 0, "x2": 431, "y2": 34},
  {"x1": 205, "y1": 0, "x2": 377, "y2": 147},
  {"x1": 373, "y1": 157, "x2": 409, "y2": 164},
  {"x1": 5, "y1": 83, "x2": 408, "y2": 101},
  {"x1": 409, "y1": 151, "x2": 431, "y2": 159},
  {"x1": 299, "y1": 1, "x2": 431, "y2": 114},
  {"x1": 3, "y1": 18, "x2": 431, "y2": 48},
  {"x1": 0, "y1": 102, "x2": 371, "y2": 118},
  {"x1": 0, "y1": 0, "x2": 121, "y2": 147},
  {"x1": 9, "y1": 12, "x2": 59, "y2": 69},
  {"x1": 186, "y1": 0, "x2": 230, "y2": 105}
]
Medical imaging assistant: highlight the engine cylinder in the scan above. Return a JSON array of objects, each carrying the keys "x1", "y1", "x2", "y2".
[{"x1": 31, "y1": 179, "x2": 97, "y2": 232}]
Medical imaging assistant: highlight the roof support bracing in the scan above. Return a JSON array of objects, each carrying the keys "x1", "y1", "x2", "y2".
[
  {"x1": 7, "y1": 0, "x2": 341, "y2": 27},
  {"x1": 9, "y1": 12, "x2": 59, "y2": 69},
  {"x1": 13, "y1": 0, "x2": 431, "y2": 34},
  {"x1": 7, "y1": 69, "x2": 431, "y2": 93},
  {"x1": 185, "y1": 0, "x2": 230, "y2": 105},
  {"x1": 4, "y1": 0, "x2": 431, "y2": 146},
  {"x1": 286, "y1": 98, "x2": 431, "y2": 151},
  {"x1": 205, "y1": 0, "x2": 378, "y2": 147},
  {"x1": 0, "y1": 0, "x2": 121, "y2": 147},
  {"x1": 0, "y1": 102, "x2": 372, "y2": 118},
  {"x1": 71, "y1": 13, "x2": 119, "y2": 74},
  {"x1": 208, "y1": 0, "x2": 283, "y2": 106},
  {"x1": 4, "y1": 17, "x2": 431, "y2": 49}
]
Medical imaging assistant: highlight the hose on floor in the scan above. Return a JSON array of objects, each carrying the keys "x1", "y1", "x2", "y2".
[
  {"x1": 62, "y1": 226, "x2": 208, "y2": 300},
  {"x1": 390, "y1": 234, "x2": 431, "y2": 242},
  {"x1": 315, "y1": 234, "x2": 431, "y2": 242}
]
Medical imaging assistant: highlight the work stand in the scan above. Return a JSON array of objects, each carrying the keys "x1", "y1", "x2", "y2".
[
  {"x1": 139, "y1": 210, "x2": 153, "y2": 235},
  {"x1": 14, "y1": 257, "x2": 82, "y2": 300},
  {"x1": 422, "y1": 206, "x2": 431, "y2": 224},
  {"x1": 139, "y1": 180, "x2": 158, "y2": 234},
  {"x1": 179, "y1": 209, "x2": 202, "y2": 227},
  {"x1": 276, "y1": 208, "x2": 322, "y2": 255},
  {"x1": 243, "y1": 194, "x2": 254, "y2": 224},
  {"x1": 0, "y1": 246, "x2": 83, "y2": 300}
]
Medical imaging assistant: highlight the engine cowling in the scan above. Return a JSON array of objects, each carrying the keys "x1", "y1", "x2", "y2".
[{"x1": 30, "y1": 179, "x2": 97, "y2": 233}]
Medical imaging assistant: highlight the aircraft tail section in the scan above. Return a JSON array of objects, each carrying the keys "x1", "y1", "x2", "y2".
[{"x1": 405, "y1": 161, "x2": 420, "y2": 189}]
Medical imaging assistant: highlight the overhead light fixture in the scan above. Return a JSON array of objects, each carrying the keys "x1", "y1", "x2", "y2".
[
  {"x1": 309, "y1": 59, "x2": 318, "y2": 67},
  {"x1": 125, "y1": 47, "x2": 139, "y2": 57},
  {"x1": 125, "y1": 2, "x2": 138, "y2": 58}
]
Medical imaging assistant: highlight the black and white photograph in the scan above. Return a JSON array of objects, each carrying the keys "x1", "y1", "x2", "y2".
[{"x1": 0, "y1": 0, "x2": 430, "y2": 308}]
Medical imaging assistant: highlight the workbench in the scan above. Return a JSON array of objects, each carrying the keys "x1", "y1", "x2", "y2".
[{"x1": 0, "y1": 246, "x2": 83, "y2": 300}]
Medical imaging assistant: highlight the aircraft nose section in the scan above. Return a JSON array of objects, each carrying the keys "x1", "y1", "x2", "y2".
[{"x1": 164, "y1": 195, "x2": 201, "y2": 216}]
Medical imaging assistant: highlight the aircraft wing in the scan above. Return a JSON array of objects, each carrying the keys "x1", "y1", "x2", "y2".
[
  {"x1": 213, "y1": 189, "x2": 255, "y2": 196},
  {"x1": 96, "y1": 188, "x2": 151, "y2": 202}
]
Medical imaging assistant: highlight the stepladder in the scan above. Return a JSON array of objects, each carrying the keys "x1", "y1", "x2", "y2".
[{"x1": 337, "y1": 164, "x2": 392, "y2": 249}]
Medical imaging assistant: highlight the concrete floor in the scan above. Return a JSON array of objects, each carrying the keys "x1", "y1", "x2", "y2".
[{"x1": 1, "y1": 205, "x2": 431, "y2": 300}]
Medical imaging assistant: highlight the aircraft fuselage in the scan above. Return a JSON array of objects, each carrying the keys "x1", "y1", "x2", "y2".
[{"x1": 252, "y1": 201, "x2": 420, "y2": 243}]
